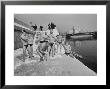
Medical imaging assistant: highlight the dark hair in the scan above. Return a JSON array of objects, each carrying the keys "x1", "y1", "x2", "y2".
[
  {"x1": 31, "y1": 24, "x2": 37, "y2": 31},
  {"x1": 48, "y1": 23, "x2": 51, "y2": 30},
  {"x1": 23, "y1": 29, "x2": 26, "y2": 33},
  {"x1": 40, "y1": 26, "x2": 43, "y2": 28},
  {"x1": 40, "y1": 26, "x2": 43, "y2": 31},
  {"x1": 50, "y1": 22, "x2": 56, "y2": 29}
]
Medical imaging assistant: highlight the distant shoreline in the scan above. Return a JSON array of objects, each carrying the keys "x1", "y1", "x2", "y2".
[{"x1": 65, "y1": 32, "x2": 97, "y2": 41}]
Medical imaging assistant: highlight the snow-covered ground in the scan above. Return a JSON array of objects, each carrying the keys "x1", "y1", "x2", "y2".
[
  {"x1": 14, "y1": 49, "x2": 96, "y2": 76},
  {"x1": 14, "y1": 48, "x2": 23, "y2": 57}
]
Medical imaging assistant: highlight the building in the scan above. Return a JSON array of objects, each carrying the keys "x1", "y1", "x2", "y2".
[{"x1": 14, "y1": 18, "x2": 34, "y2": 50}]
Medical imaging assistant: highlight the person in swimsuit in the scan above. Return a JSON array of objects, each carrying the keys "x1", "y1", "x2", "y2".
[
  {"x1": 36, "y1": 38, "x2": 49, "y2": 62},
  {"x1": 48, "y1": 29, "x2": 57, "y2": 57},
  {"x1": 36, "y1": 28, "x2": 49, "y2": 62},
  {"x1": 47, "y1": 22, "x2": 59, "y2": 57},
  {"x1": 31, "y1": 24, "x2": 37, "y2": 31},
  {"x1": 27, "y1": 33, "x2": 34, "y2": 59},
  {"x1": 39, "y1": 26, "x2": 43, "y2": 31},
  {"x1": 64, "y1": 42, "x2": 71, "y2": 56},
  {"x1": 20, "y1": 30, "x2": 28, "y2": 62}
]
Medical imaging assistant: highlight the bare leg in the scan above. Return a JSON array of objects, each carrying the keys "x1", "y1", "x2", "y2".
[
  {"x1": 31, "y1": 45, "x2": 33, "y2": 57},
  {"x1": 36, "y1": 48, "x2": 43, "y2": 62},
  {"x1": 23, "y1": 45, "x2": 27, "y2": 62},
  {"x1": 52, "y1": 45, "x2": 54, "y2": 56},
  {"x1": 36, "y1": 43, "x2": 44, "y2": 62},
  {"x1": 28, "y1": 45, "x2": 33, "y2": 59},
  {"x1": 48, "y1": 45, "x2": 51, "y2": 56}
]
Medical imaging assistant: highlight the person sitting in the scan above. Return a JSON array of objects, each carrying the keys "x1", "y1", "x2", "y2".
[
  {"x1": 47, "y1": 22, "x2": 59, "y2": 57},
  {"x1": 64, "y1": 42, "x2": 71, "y2": 56},
  {"x1": 56, "y1": 35, "x2": 65, "y2": 55}
]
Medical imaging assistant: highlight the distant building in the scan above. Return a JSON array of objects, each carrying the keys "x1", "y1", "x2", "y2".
[
  {"x1": 72, "y1": 26, "x2": 75, "y2": 35},
  {"x1": 68, "y1": 26, "x2": 76, "y2": 35},
  {"x1": 68, "y1": 29, "x2": 73, "y2": 34},
  {"x1": 14, "y1": 18, "x2": 34, "y2": 50},
  {"x1": 75, "y1": 26, "x2": 80, "y2": 33}
]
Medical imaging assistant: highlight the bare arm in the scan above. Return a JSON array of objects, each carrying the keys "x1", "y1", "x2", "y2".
[{"x1": 20, "y1": 34, "x2": 28, "y2": 42}]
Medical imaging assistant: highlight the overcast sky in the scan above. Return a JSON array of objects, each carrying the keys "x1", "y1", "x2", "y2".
[{"x1": 14, "y1": 14, "x2": 97, "y2": 33}]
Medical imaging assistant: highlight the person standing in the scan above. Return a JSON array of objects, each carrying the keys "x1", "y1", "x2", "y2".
[
  {"x1": 32, "y1": 25, "x2": 41, "y2": 54},
  {"x1": 48, "y1": 22, "x2": 59, "y2": 57},
  {"x1": 27, "y1": 33, "x2": 34, "y2": 59},
  {"x1": 20, "y1": 30, "x2": 28, "y2": 62},
  {"x1": 50, "y1": 22, "x2": 59, "y2": 37},
  {"x1": 31, "y1": 24, "x2": 37, "y2": 31}
]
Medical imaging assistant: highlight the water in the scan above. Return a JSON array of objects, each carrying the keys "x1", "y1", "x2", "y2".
[{"x1": 67, "y1": 40, "x2": 97, "y2": 73}]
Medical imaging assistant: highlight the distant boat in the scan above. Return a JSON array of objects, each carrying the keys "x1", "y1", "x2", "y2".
[
  {"x1": 71, "y1": 34, "x2": 92, "y2": 38},
  {"x1": 66, "y1": 32, "x2": 97, "y2": 41}
]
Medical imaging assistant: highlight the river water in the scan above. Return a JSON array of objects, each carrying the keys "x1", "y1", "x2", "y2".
[{"x1": 67, "y1": 40, "x2": 97, "y2": 73}]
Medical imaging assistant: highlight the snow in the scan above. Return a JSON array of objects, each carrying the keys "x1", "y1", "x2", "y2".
[{"x1": 14, "y1": 50, "x2": 96, "y2": 76}]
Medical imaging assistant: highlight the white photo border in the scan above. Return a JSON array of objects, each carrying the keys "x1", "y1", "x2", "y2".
[{"x1": 5, "y1": 5, "x2": 106, "y2": 85}]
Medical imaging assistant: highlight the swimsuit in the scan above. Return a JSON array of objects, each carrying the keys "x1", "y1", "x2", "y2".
[
  {"x1": 49, "y1": 43, "x2": 54, "y2": 47},
  {"x1": 28, "y1": 44, "x2": 33, "y2": 46},
  {"x1": 65, "y1": 52, "x2": 70, "y2": 56},
  {"x1": 24, "y1": 45, "x2": 28, "y2": 49}
]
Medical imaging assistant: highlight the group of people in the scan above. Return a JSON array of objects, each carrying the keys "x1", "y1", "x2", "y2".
[{"x1": 20, "y1": 22, "x2": 71, "y2": 62}]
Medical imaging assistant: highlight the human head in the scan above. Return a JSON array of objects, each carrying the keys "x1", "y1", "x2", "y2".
[
  {"x1": 32, "y1": 24, "x2": 37, "y2": 31},
  {"x1": 57, "y1": 35, "x2": 62, "y2": 43},
  {"x1": 50, "y1": 22, "x2": 56, "y2": 29},
  {"x1": 39, "y1": 26, "x2": 43, "y2": 31},
  {"x1": 22, "y1": 29, "x2": 26, "y2": 34},
  {"x1": 48, "y1": 23, "x2": 51, "y2": 30},
  {"x1": 50, "y1": 29, "x2": 53, "y2": 34}
]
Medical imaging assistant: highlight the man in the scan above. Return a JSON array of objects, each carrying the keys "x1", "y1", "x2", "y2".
[
  {"x1": 50, "y1": 22, "x2": 59, "y2": 37},
  {"x1": 64, "y1": 42, "x2": 71, "y2": 56},
  {"x1": 31, "y1": 24, "x2": 37, "y2": 31},
  {"x1": 36, "y1": 41, "x2": 49, "y2": 62},
  {"x1": 39, "y1": 26, "x2": 43, "y2": 31},
  {"x1": 20, "y1": 30, "x2": 28, "y2": 62},
  {"x1": 27, "y1": 33, "x2": 34, "y2": 59},
  {"x1": 36, "y1": 31, "x2": 49, "y2": 62},
  {"x1": 47, "y1": 22, "x2": 59, "y2": 57},
  {"x1": 56, "y1": 35, "x2": 65, "y2": 55}
]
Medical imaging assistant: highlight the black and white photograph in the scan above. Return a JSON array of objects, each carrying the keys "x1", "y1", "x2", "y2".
[
  {"x1": 14, "y1": 14, "x2": 97, "y2": 76},
  {"x1": 2, "y1": 2, "x2": 107, "y2": 85}
]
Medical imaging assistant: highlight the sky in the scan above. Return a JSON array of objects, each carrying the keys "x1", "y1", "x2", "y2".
[{"x1": 14, "y1": 14, "x2": 97, "y2": 33}]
